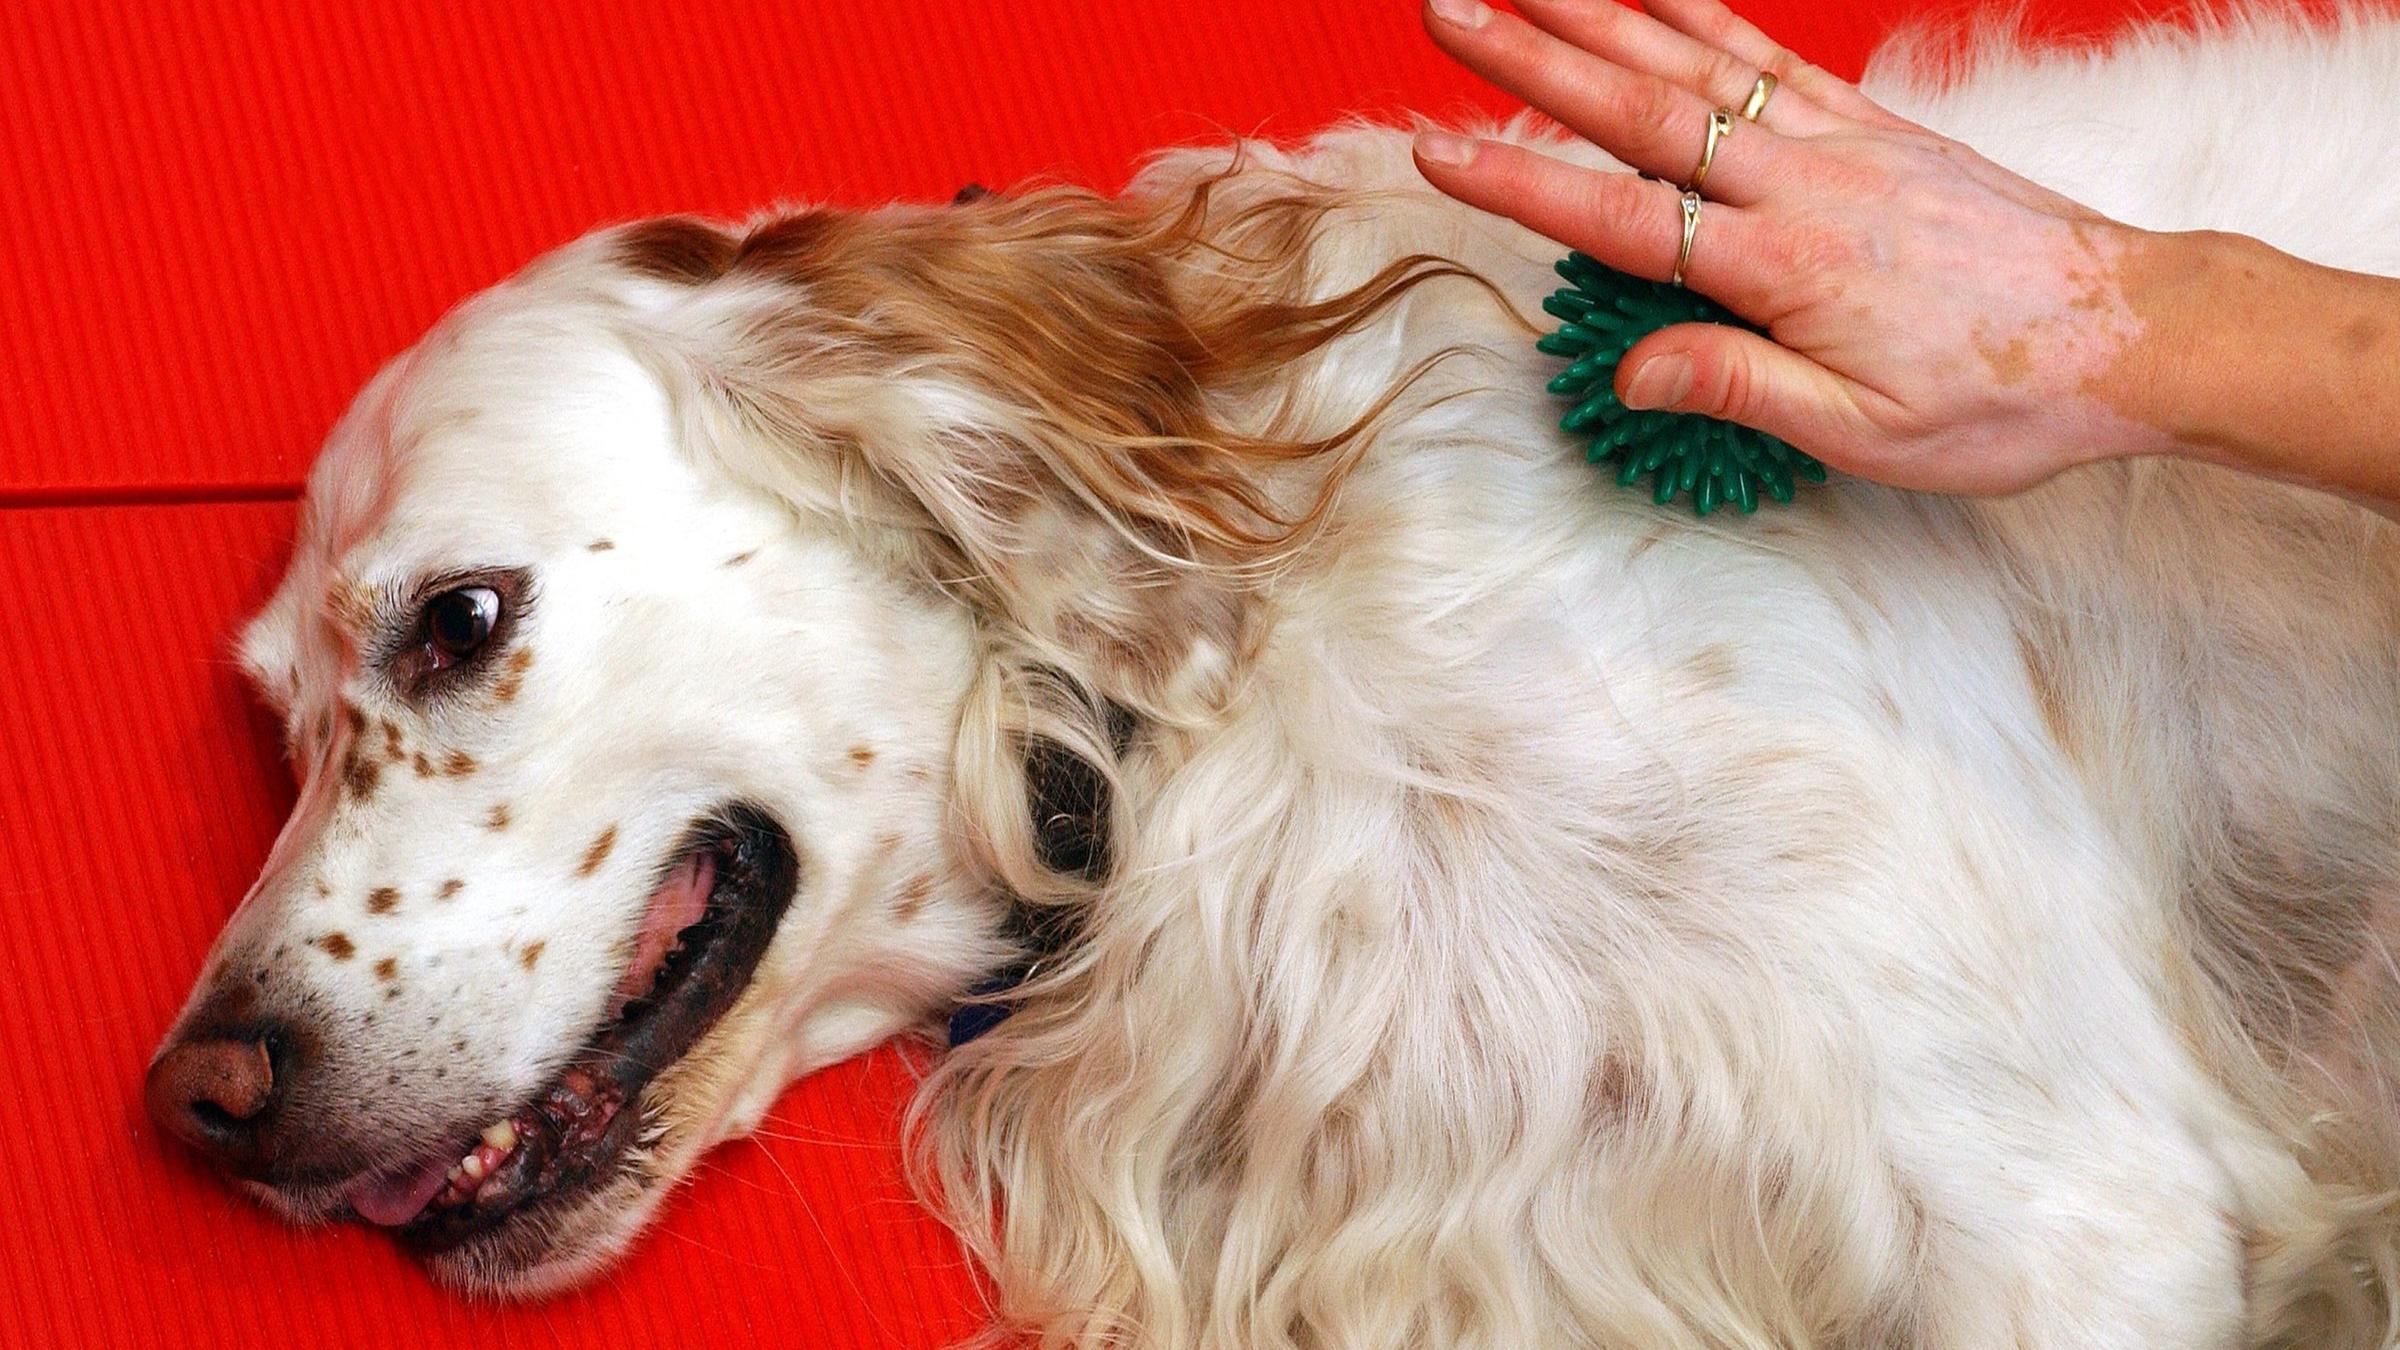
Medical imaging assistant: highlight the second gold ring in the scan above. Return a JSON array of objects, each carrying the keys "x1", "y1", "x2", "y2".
[
  {"x1": 1687, "y1": 109, "x2": 1735, "y2": 193},
  {"x1": 1741, "y1": 72, "x2": 1778, "y2": 121},
  {"x1": 1671, "y1": 190, "x2": 1703, "y2": 287}
]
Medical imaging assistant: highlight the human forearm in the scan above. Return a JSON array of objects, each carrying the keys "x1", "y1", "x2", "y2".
[{"x1": 2112, "y1": 228, "x2": 2400, "y2": 515}]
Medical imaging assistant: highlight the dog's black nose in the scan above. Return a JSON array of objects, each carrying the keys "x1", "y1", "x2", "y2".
[{"x1": 146, "y1": 1029, "x2": 283, "y2": 1175}]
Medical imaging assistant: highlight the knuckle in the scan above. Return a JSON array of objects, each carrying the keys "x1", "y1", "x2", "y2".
[
  {"x1": 1762, "y1": 47, "x2": 1809, "y2": 85},
  {"x1": 1611, "y1": 77, "x2": 1681, "y2": 141},
  {"x1": 1582, "y1": 180, "x2": 1644, "y2": 237},
  {"x1": 1698, "y1": 50, "x2": 1751, "y2": 103},
  {"x1": 1782, "y1": 224, "x2": 1861, "y2": 277}
]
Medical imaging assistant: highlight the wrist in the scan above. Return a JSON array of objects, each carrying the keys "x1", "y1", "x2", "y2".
[
  {"x1": 2090, "y1": 225, "x2": 2261, "y2": 467},
  {"x1": 2094, "y1": 226, "x2": 2400, "y2": 512}
]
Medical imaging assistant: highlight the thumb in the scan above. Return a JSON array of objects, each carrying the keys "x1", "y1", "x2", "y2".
[{"x1": 1616, "y1": 324, "x2": 1874, "y2": 464}]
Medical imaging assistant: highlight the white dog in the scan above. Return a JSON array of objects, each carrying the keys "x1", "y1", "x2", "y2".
[{"x1": 147, "y1": 9, "x2": 2400, "y2": 1347}]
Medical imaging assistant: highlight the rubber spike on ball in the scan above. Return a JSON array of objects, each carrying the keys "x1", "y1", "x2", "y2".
[{"x1": 1538, "y1": 251, "x2": 1826, "y2": 515}]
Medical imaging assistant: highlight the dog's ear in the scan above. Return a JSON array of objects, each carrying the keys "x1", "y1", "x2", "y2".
[
  {"x1": 1025, "y1": 697, "x2": 1135, "y2": 883},
  {"x1": 610, "y1": 184, "x2": 1472, "y2": 714}
]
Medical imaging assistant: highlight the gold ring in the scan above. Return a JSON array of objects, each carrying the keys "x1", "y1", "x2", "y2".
[
  {"x1": 1687, "y1": 109, "x2": 1735, "y2": 192},
  {"x1": 1672, "y1": 190, "x2": 1702, "y2": 287},
  {"x1": 1741, "y1": 72, "x2": 1778, "y2": 121}
]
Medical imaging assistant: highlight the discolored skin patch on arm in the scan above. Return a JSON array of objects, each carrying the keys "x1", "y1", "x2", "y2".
[{"x1": 1972, "y1": 325, "x2": 2035, "y2": 388}]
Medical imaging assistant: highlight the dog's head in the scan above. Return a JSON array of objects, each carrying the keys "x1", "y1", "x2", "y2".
[{"x1": 144, "y1": 174, "x2": 1450, "y2": 1292}]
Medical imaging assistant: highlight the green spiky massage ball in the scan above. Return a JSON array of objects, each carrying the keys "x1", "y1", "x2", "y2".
[{"x1": 1538, "y1": 251, "x2": 1825, "y2": 515}]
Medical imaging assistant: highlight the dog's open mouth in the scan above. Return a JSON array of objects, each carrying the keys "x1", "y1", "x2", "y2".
[{"x1": 342, "y1": 804, "x2": 797, "y2": 1253}]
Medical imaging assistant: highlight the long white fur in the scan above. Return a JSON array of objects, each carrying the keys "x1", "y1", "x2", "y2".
[{"x1": 209, "y1": 7, "x2": 2400, "y2": 1344}]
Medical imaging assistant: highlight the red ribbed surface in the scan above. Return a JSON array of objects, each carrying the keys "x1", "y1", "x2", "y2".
[{"x1": 0, "y1": 2, "x2": 2157, "y2": 1345}]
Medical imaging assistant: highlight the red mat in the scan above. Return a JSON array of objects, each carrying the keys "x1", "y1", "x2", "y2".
[{"x1": 0, "y1": 2, "x2": 2162, "y2": 1344}]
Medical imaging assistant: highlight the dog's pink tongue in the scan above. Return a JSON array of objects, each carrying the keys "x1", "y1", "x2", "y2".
[
  {"x1": 608, "y1": 850, "x2": 715, "y2": 1018},
  {"x1": 348, "y1": 1152, "x2": 455, "y2": 1227}
]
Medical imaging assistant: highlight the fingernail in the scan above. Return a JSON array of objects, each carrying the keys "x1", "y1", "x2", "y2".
[
  {"x1": 1414, "y1": 130, "x2": 1480, "y2": 167},
  {"x1": 1428, "y1": 0, "x2": 1492, "y2": 29},
  {"x1": 1624, "y1": 355, "x2": 1693, "y2": 410}
]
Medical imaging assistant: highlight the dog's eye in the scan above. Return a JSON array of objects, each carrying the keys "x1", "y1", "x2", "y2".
[
  {"x1": 423, "y1": 587, "x2": 500, "y2": 669},
  {"x1": 382, "y1": 571, "x2": 529, "y2": 697}
]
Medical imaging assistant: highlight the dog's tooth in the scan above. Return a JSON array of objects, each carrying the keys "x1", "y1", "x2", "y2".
[
  {"x1": 481, "y1": 1120, "x2": 518, "y2": 1152},
  {"x1": 460, "y1": 1152, "x2": 487, "y2": 1180}
]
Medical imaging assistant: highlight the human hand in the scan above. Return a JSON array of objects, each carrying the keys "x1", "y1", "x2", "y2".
[{"x1": 1413, "y1": 0, "x2": 2196, "y2": 496}]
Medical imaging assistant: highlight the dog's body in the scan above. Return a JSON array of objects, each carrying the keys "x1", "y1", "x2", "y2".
[{"x1": 150, "y1": 10, "x2": 2400, "y2": 1347}]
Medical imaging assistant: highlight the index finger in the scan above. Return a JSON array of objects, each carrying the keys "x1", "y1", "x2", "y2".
[{"x1": 1412, "y1": 131, "x2": 1785, "y2": 319}]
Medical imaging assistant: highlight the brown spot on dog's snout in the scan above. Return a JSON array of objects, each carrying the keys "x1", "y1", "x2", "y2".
[
  {"x1": 519, "y1": 941, "x2": 546, "y2": 971},
  {"x1": 313, "y1": 932, "x2": 356, "y2": 961},
  {"x1": 342, "y1": 702, "x2": 368, "y2": 738},
  {"x1": 412, "y1": 752, "x2": 434, "y2": 777},
  {"x1": 380, "y1": 719, "x2": 405, "y2": 760},
  {"x1": 341, "y1": 748, "x2": 381, "y2": 802},
  {"x1": 485, "y1": 803, "x2": 512, "y2": 831},
  {"x1": 578, "y1": 825, "x2": 618, "y2": 876},
  {"x1": 438, "y1": 878, "x2": 464, "y2": 901},
  {"x1": 441, "y1": 750, "x2": 478, "y2": 777},
  {"x1": 311, "y1": 877, "x2": 332, "y2": 901},
  {"x1": 723, "y1": 549, "x2": 757, "y2": 568},
  {"x1": 848, "y1": 745, "x2": 876, "y2": 767},
  {"x1": 586, "y1": 538, "x2": 616, "y2": 553},
  {"x1": 366, "y1": 887, "x2": 399, "y2": 915},
  {"x1": 372, "y1": 956, "x2": 399, "y2": 983},
  {"x1": 493, "y1": 646, "x2": 534, "y2": 704}
]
